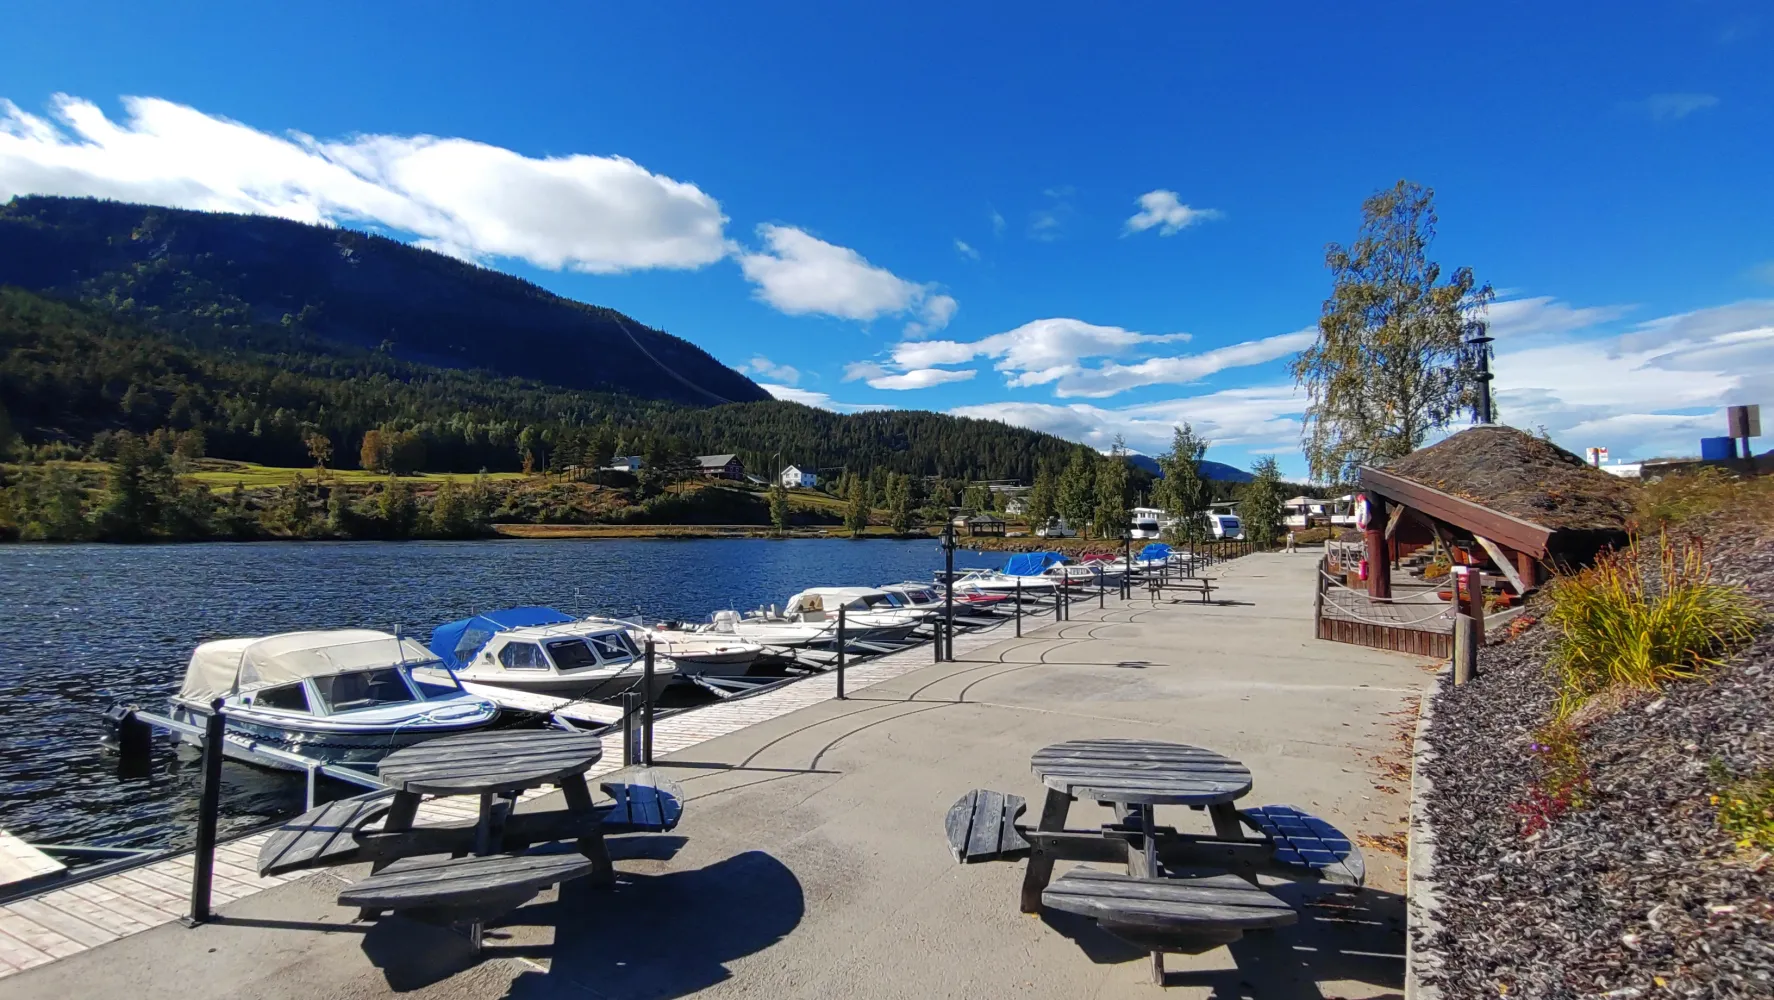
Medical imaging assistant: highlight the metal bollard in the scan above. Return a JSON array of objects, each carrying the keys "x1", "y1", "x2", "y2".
[
  {"x1": 1015, "y1": 578, "x2": 1022, "y2": 637},
  {"x1": 836, "y1": 606, "x2": 847, "y2": 699},
  {"x1": 642, "y1": 640, "x2": 656, "y2": 765},
  {"x1": 1098, "y1": 567, "x2": 1105, "y2": 609},
  {"x1": 183, "y1": 698, "x2": 225, "y2": 927}
]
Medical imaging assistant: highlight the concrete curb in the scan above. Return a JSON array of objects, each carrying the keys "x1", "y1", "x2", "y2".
[{"x1": 1405, "y1": 662, "x2": 1450, "y2": 1000}]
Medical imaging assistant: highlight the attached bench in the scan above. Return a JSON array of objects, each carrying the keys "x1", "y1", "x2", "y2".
[
  {"x1": 1238, "y1": 804, "x2": 1364, "y2": 887},
  {"x1": 257, "y1": 790, "x2": 395, "y2": 876},
  {"x1": 945, "y1": 789, "x2": 1030, "y2": 863},
  {"x1": 599, "y1": 771, "x2": 685, "y2": 834},
  {"x1": 1042, "y1": 868, "x2": 1296, "y2": 983},
  {"x1": 337, "y1": 852, "x2": 595, "y2": 950}
]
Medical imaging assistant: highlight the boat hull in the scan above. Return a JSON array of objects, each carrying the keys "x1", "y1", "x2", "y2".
[
  {"x1": 438, "y1": 666, "x2": 674, "y2": 702},
  {"x1": 168, "y1": 702, "x2": 496, "y2": 771}
]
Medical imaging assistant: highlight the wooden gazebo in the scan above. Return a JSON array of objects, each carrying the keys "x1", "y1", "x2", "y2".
[
  {"x1": 1356, "y1": 425, "x2": 1636, "y2": 600},
  {"x1": 962, "y1": 513, "x2": 1007, "y2": 537}
]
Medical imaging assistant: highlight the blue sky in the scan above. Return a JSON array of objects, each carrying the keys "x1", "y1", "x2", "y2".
[{"x1": 3, "y1": 1, "x2": 1772, "y2": 477}]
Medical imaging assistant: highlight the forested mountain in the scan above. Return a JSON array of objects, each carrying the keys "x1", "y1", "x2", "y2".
[
  {"x1": 0, "y1": 288, "x2": 1082, "y2": 481},
  {"x1": 0, "y1": 195, "x2": 769, "y2": 406}
]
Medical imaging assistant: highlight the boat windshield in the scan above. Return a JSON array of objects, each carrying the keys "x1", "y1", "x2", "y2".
[
  {"x1": 855, "y1": 594, "x2": 897, "y2": 609},
  {"x1": 312, "y1": 668, "x2": 418, "y2": 714},
  {"x1": 586, "y1": 633, "x2": 634, "y2": 662},
  {"x1": 545, "y1": 639, "x2": 599, "y2": 670}
]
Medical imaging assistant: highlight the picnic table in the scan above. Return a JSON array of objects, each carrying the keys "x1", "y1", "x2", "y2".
[
  {"x1": 945, "y1": 738, "x2": 1362, "y2": 985},
  {"x1": 257, "y1": 729, "x2": 683, "y2": 951}
]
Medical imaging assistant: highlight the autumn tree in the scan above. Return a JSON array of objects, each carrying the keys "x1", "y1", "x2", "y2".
[
  {"x1": 304, "y1": 430, "x2": 333, "y2": 470},
  {"x1": 360, "y1": 428, "x2": 388, "y2": 473},
  {"x1": 1291, "y1": 180, "x2": 1494, "y2": 483}
]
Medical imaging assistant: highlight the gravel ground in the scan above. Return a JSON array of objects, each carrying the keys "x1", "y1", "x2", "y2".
[{"x1": 1419, "y1": 532, "x2": 1774, "y2": 998}]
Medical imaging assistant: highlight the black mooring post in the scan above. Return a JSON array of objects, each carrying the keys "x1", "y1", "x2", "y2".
[
  {"x1": 641, "y1": 639, "x2": 656, "y2": 765},
  {"x1": 1014, "y1": 577, "x2": 1023, "y2": 637},
  {"x1": 836, "y1": 606, "x2": 847, "y2": 699},
  {"x1": 942, "y1": 524, "x2": 956, "y2": 661},
  {"x1": 184, "y1": 697, "x2": 225, "y2": 927},
  {"x1": 1098, "y1": 566, "x2": 1106, "y2": 609},
  {"x1": 621, "y1": 692, "x2": 638, "y2": 766}
]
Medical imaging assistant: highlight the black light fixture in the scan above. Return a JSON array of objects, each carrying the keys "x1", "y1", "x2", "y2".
[
  {"x1": 1469, "y1": 323, "x2": 1494, "y2": 424},
  {"x1": 940, "y1": 512, "x2": 957, "y2": 661}
]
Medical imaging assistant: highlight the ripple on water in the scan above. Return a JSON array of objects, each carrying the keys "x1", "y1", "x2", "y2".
[{"x1": 0, "y1": 537, "x2": 997, "y2": 850}]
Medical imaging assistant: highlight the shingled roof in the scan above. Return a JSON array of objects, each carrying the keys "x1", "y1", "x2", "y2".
[{"x1": 1375, "y1": 424, "x2": 1637, "y2": 533}]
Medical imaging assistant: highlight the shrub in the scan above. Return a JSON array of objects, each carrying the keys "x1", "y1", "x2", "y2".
[
  {"x1": 1709, "y1": 762, "x2": 1774, "y2": 852},
  {"x1": 1638, "y1": 467, "x2": 1774, "y2": 534},
  {"x1": 1547, "y1": 533, "x2": 1760, "y2": 714}
]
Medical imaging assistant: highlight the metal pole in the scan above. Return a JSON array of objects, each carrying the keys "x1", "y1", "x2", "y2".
[
  {"x1": 1014, "y1": 577, "x2": 1022, "y2": 637},
  {"x1": 943, "y1": 524, "x2": 956, "y2": 661},
  {"x1": 641, "y1": 639, "x2": 656, "y2": 765},
  {"x1": 183, "y1": 697, "x2": 225, "y2": 927},
  {"x1": 836, "y1": 606, "x2": 847, "y2": 699},
  {"x1": 1098, "y1": 565, "x2": 1105, "y2": 609},
  {"x1": 621, "y1": 692, "x2": 638, "y2": 766}
]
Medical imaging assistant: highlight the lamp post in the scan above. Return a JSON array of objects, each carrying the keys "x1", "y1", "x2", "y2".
[
  {"x1": 1121, "y1": 527, "x2": 1132, "y2": 600},
  {"x1": 941, "y1": 514, "x2": 957, "y2": 661}
]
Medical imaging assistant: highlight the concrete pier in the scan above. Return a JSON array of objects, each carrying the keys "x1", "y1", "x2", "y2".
[{"x1": 2, "y1": 552, "x2": 1434, "y2": 998}]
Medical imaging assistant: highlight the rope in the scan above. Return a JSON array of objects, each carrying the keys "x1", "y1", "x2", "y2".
[
  {"x1": 1317, "y1": 570, "x2": 1450, "y2": 604},
  {"x1": 1322, "y1": 597, "x2": 1454, "y2": 627}
]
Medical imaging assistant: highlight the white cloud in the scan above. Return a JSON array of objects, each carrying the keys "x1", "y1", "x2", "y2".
[
  {"x1": 955, "y1": 239, "x2": 979, "y2": 260},
  {"x1": 892, "y1": 317, "x2": 1190, "y2": 376},
  {"x1": 732, "y1": 223, "x2": 954, "y2": 334},
  {"x1": 1485, "y1": 296, "x2": 1633, "y2": 339},
  {"x1": 759, "y1": 383, "x2": 893, "y2": 413},
  {"x1": 1628, "y1": 92, "x2": 1720, "y2": 121},
  {"x1": 952, "y1": 383, "x2": 1308, "y2": 456},
  {"x1": 1028, "y1": 186, "x2": 1074, "y2": 242},
  {"x1": 1043, "y1": 329, "x2": 1316, "y2": 398},
  {"x1": 990, "y1": 207, "x2": 1006, "y2": 237},
  {"x1": 0, "y1": 94, "x2": 727, "y2": 273},
  {"x1": 1124, "y1": 190, "x2": 1222, "y2": 236},
  {"x1": 866, "y1": 368, "x2": 977, "y2": 391},
  {"x1": 903, "y1": 293, "x2": 958, "y2": 338},
  {"x1": 740, "y1": 355, "x2": 800, "y2": 384}
]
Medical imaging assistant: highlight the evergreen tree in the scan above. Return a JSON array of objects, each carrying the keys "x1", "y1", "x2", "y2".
[
  {"x1": 1239, "y1": 457, "x2": 1287, "y2": 546},
  {"x1": 1056, "y1": 448, "x2": 1096, "y2": 532},
  {"x1": 325, "y1": 483, "x2": 355, "y2": 538},
  {"x1": 1093, "y1": 447, "x2": 1131, "y2": 540},
  {"x1": 223, "y1": 482, "x2": 259, "y2": 539},
  {"x1": 431, "y1": 477, "x2": 470, "y2": 538},
  {"x1": 1026, "y1": 465, "x2": 1056, "y2": 528},
  {"x1": 888, "y1": 473, "x2": 913, "y2": 535},
  {"x1": 93, "y1": 433, "x2": 162, "y2": 542},
  {"x1": 769, "y1": 477, "x2": 790, "y2": 537},
  {"x1": 1153, "y1": 424, "x2": 1211, "y2": 545},
  {"x1": 379, "y1": 475, "x2": 418, "y2": 539},
  {"x1": 15, "y1": 465, "x2": 91, "y2": 541},
  {"x1": 844, "y1": 474, "x2": 869, "y2": 537},
  {"x1": 962, "y1": 482, "x2": 991, "y2": 513}
]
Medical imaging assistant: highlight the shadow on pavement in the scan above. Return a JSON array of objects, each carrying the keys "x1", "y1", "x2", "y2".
[{"x1": 502, "y1": 850, "x2": 804, "y2": 1000}]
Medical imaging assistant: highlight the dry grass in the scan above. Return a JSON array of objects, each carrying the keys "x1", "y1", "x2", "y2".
[
  {"x1": 1637, "y1": 466, "x2": 1774, "y2": 536},
  {"x1": 184, "y1": 460, "x2": 528, "y2": 491}
]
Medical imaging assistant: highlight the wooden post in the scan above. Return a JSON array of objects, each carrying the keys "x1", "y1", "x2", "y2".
[
  {"x1": 1364, "y1": 493, "x2": 1392, "y2": 600},
  {"x1": 1464, "y1": 565, "x2": 1485, "y2": 644},
  {"x1": 1453, "y1": 613, "x2": 1478, "y2": 684},
  {"x1": 1515, "y1": 550, "x2": 1538, "y2": 592}
]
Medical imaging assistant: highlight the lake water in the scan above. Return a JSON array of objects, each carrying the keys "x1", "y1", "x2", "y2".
[{"x1": 0, "y1": 538, "x2": 1003, "y2": 852}]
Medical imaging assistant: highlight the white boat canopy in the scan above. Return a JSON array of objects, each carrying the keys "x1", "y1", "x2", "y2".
[
  {"x1": 784, "y1": 588, "x2": 898, "y2": 616},
  {"x1": 178, "y1": 629, "x2": 438, "y2": 704}
]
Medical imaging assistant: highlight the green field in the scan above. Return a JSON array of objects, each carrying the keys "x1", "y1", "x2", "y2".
[{"x1": 184, "y1": 461, "x2": 531, "y2": 491}]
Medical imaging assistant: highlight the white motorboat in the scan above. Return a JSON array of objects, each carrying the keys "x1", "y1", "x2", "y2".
[
  {"x1": 699, "y1": 610, "x2": 837, "y2": 648},
  {"x1": 948, "y1": 567, "x2": 1060, "y2": 598},
  {"x1": 700, "y1": 587, "x2": 925, "y2": 647},
  {"x1": 876, "y1": 582, "x2": 945, "y2": 612},
  {"x1": 583, "y1": 616, "x2": 763, "y2": 679},
  {"x1": 425, "y1": 608, "x2": 675, "y2": 701},
  {"x1": 169, "y1": 630, "x2": 500, "y2": 770}
]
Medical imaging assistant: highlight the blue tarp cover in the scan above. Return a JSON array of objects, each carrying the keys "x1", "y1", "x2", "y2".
[
  {"x1": 1003, "y1": 551, "x2": 1068, "y2": 576},
  {"x1": 429, "y1": 606, "x2": 575, "y2": 670},
  {"x1": 1138, "y1": 543, "x2": 1172, "y2": 561}
]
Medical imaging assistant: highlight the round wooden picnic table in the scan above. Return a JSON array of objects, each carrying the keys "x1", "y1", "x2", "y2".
[
  {"x1": 1030, "y1": 738, "x2": 1252, "y2": 806},
  {"x1": 378, "y1": 729, "x2": 603, "y2": 796}
]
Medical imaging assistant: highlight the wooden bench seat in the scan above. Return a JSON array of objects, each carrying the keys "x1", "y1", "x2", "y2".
[
  {"x1": 944, "y1": 789, "x2": 1031, "y2": 863},
  {"x1": 338, "y1": 852, "x2": 595, "y2": 917},
  {"x1": 1042, "y1": 868, "x2": 1297, "y2": 981},
  {"x1": 1147, "y1": 576, "x2": 1217, "y2": 604},
  {"x1": 599, "y1": 771, "x2": 685, "y2": 833},
  {"x1": 257, "y1": 790, "x2": 394, "y2": 876},
  {"x1": 1238, "y1": 804, "x2": 1364, "y2": 886}
]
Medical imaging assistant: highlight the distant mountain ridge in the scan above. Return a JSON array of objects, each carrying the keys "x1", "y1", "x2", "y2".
[
  {"x1": 1126, "y1": 452, "x2": 1254, "y2": 483},
  {"x1": 0, "y1": 195, "x2": 770, "y2": 407}
]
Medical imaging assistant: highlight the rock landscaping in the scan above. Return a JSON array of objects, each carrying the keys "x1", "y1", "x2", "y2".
[{"x1": 1417, "y1": 477, "x2": 1773, "y2": 999}]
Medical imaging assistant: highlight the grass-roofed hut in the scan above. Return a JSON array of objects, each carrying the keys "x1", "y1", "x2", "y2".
[{"x1": 1357, "y1": 424, "x2": 1637, "y2": 599}]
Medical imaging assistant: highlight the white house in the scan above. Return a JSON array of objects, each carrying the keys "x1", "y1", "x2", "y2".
[
  {"x1": 606, "y1": 455, "x2": 646, "y2": 473},
  {"x1": 779, "y1": 465, "x2": 818, "y2": 489}
]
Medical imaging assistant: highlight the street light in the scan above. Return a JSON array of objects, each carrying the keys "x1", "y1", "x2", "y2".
[
  {"x1": 1121, "y1": 526, "x2": 1132, "y2": 600},
  {"x1": 941, "y1": 511, "x2": 957, "y2": 661}
]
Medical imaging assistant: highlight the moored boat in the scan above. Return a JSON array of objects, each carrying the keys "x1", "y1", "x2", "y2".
[
  {"x1": 168, "y1": 629, "x2": 500, "y2": 770},
  {"x1": 425, "y1": 607, "x2": 676, "y2": 701}
]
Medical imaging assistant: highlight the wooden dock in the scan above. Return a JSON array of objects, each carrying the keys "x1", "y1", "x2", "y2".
[
  {"x1": 0, "y1": 617, "x2": 1025, "y2": 980},
  {"x1": 0, "y1": 834, "x2": 64, "y2": 895}
]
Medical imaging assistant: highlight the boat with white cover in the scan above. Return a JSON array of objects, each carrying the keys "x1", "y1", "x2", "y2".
[
  {"x1": 425, "y1": 608, "x2": 676, "y2": 701},
  {"x1": 699, "y1": 588, "x2": 925, "y2": 647},
  {"x1": 169, "y1": 630, "x2": 500, "y2": 770}
]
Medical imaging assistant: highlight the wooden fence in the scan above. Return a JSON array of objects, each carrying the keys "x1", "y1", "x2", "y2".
[{"x1": 1312, "y1": 552, "x2": 1454, "y2": 659}]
